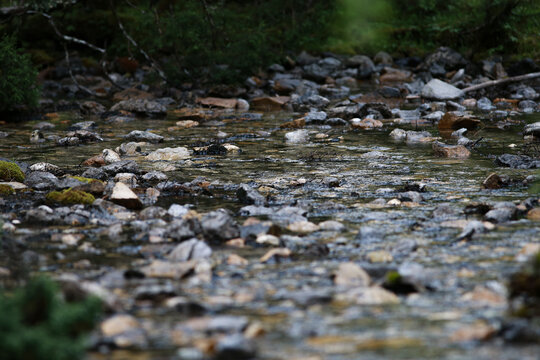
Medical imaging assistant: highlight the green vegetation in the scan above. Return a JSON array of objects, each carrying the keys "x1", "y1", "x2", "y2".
[
  {"x1": 1, "y1": 0, "x2": 539, "y2": 87},
  {"x1": 0, "y1": 184, "x2": 15, "y2": 196},
  {"x1": 46, "y1": 188, "x2": 95, "y2": 205},
  {"x1": 335, "y1": 0, "x2": 540, "y2": 58},
  {"x1": 0, "y1": 161, "x2": 25, "y2": 182},
  {"x1": 0, "y1": 277, "x2": 102, "y2": 360},
  {"x1": 0, "y1": 36, "x2": 39, "y2": 112},
  {"x1": 69, "y1": 176, "x2": 102, "y2": 184}
]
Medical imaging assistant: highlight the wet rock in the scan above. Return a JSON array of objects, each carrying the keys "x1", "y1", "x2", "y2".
[
  {"x1": 196, "y1": 97, "x2": 238, "y2": 109},
  {"x1": 146, "y1": 147, "x2": 190, "y2": 161},
  {"x1": 124, "y1": 130, "x2": 164, "y2": 144},
  {"x1": 237, "y1": 184, "x2": 265, "y2": 205},
  {"x1": 484, "y1": 206, "x2": 516, "y2": 223},
  {"x1": 215, "y1": 334, "x2": 257, "y2": 360},
  {"x1": 495, "y1": 154, "x2": 540, "y2": 169},
  {"x1": 25, "y1": 171, "x2": 59, "y2": 190},
  {"x1": 141, "y1": 171, "x2": 167, "y2": 184},
  {"x1": 397, "y1": 191, "x2": 423, "y2": 203},
  {"x1": 168, "y1": 239, "x2": 212, "y2": 261},
  {"x1": 287, "y1": 221, "x2": 319, "y2": 234},
  {"x1": 102, "y1": 149, "x2": 121, "y2": 164},
  {"x1": 508, "y1": 251, "x2": 540, "y2": 317},
  {"x1": 56, "y1": 136, "x2": 80, "y2": 146},
  {"x1": 421, "y1": 79, "x2": 464, "y2": 100},
  {"x1": 379, "y1": 86, "x2": 401, "y2": 98},
  {"x1": 438, "y1": 112, "x2": 481, "y2": 131},
  {"x1": 527, "y1": 208, "x2": 540, "y2": 221},
  {"x1": 355, "y1": 226, "x2": 385, "y2": 243},
  {"x1": 251, "y1": 96, "x2": 290, "y2": 111},
  {"x1": 477, "y1": 97, "x2": 495, "y2": 111},
  {"x1": 337, "y1": 286, "x2": 400, "y2": 305},
  {"x1": 380, "y1": 68, "x2": 412, "y2": 82},
  {"x1": 350, "y1": 118, "x2": 383, "y2": 129},
  {"x1": 68, "y1": 120, "x2": 97, "y2": 131},
  {"x1": 101, "y1": 314, "x2": 141, "y2": 337},
  {"x1": 141, "y1": 259, "x2": 197, "y2": 279},
  {"x1": 110, "y1": 182, "x2": 142, "y2": 210},
  {"x1": 116, "y1": 142, "x2": 145, "y2": 156},
  {"x1": 167, "y1": 217, "x2": 200, "y2": 241},
  {"x1": 285, "y1": 129, "x2": 309, "y2": 144},
  {"x1": 367, "y1": 250, "x2": 393, "y2": 263},
  {"x1": 348, "y1": 55, "x2": 375, "y2": 79},
  {"x1": 422, "y1": 47, "x2": 467, "y2": 73},
  {"x1": 168, "y1": 204, "x2": 190, "y2": 218},
  {"x1": 456, "y1": 220, "x2": 490, "y2": 241},
  {"x1": 482, "y1": 173, "x2": 503, "y2": 189},
  {"x1": 201, "y1": 209, "x2": 240, "y2": 242},
  {"x1": 524, "y1": 122, "x2": 540, "y2": 138},
  {"x1": 518, "y1": 100, "x2": 537, "y2": 112},
  {"x1": 139, "y1": 206, "x2": 167, "y2": 220},
  {"x1": 29, "y1": 162, "x2": 63, "y2": 176},
  {"x1": 389, "y1": 129, "x2": 434, "y2": 144},
  {"x1": 333, "y1": 262, "x2": 370, "y2": 287},
  {"x1": 110, "y1": 99, "x2": 167, "y2": 117},
  {"x1": 432, "y1": 141, "x2": 470, "y2": 158},
  {"x1": 374, "y1": 51, "x2": 393, "y2": 65}
]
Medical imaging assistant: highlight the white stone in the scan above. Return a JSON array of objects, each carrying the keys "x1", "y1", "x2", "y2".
[
  {"x1": 421, "y1": 79, "x2": 464, "y2": 100},
  {"x1": 146, "y1": 147, "x2": 190, "y2": 161}
]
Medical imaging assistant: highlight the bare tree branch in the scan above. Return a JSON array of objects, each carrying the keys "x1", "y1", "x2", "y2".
[
  {"x1": 463, "y1": 71, "x2": 540, "y2": 93},
  {"x1": 62, "y1": 44, "x2": 97, "y2": 97}
]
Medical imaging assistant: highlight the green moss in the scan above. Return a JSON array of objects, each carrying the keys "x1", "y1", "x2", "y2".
[
  {"x1": 384, "y1": 270, "x2": 402, "y2": 285},
  {"x1": 0, "y1": 184, "x2": 15, "y2": 196},
  {"x1": 0, "y1": 161, "x2": 25, "y2": 182},
  {"x1": 46, "y1": 188, "x2": 95, "y2": 205},
  {"x1": 69, "y1": 176, "x2": 102, "y2": 184}
]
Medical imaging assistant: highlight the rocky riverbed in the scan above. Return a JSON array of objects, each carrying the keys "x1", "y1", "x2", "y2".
[{"x1": 1, "y1": 47, "x2": 540, "y2": 359}]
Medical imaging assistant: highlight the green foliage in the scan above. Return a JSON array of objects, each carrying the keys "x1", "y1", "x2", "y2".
[
  {"x1": 0, "y1": 277, "x2": 102, "y2": 360},
  {"x1": 0, "y1": 36, "x2": 40, "y2": 112},
  {"x1": 0, "y1": 161, "x2": 25, "y2": 182}
]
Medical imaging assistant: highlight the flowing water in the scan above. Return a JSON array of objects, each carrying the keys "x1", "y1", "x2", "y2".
[{"x1": 0, "y1": 106, "x2": 539, "y2": 360}]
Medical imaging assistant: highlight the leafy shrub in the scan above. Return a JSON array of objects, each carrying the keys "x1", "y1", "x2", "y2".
[
  {"x1": 0, "y1": 36, "x2": 40, "y2": 112},
  {"x1": 0, "y1": 277, "x2": 102, "y2": 360}
]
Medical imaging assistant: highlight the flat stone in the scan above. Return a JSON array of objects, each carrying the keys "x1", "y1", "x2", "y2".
[
  {"x1": 432, "y1": 141, "x2": 470, "y2": 158},
  {"x1": 196, "y1": 97, "x2": 238, "y2": 109},
  {"x1": 146, "y1": 147, "x2": 190, "y2": 161}
]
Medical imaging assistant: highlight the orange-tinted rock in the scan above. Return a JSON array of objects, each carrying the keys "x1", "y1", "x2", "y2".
[
  {"x1": 351, "y1": 118, "x2": 383, "y2": 129},
  {"x1": 280, "y1": 118, "x2": 305, "y2": 129},
  {"x1": 380, "y1": 68, "x2": 412, "y2": 83},
  {"x1": 432, "y1": 141, "x2": 471, "y2": 158},
  {"x1": 82, "y1": 155, "x2": 106, "y2": 167},
  {"x1": 251, "y1": 96, "x2": 290, "y2": 111},
  {"x1": 116, "y1": 57, "x2": 139, "y2": 73},
  {"x1": 170, "y1": 108, "x2": 212, "y2": 121},
  {"x1": 196, "y1": 97, "x2": 238, "y2": 109},
  {"x1": 527, "y1": 208, "x2": 540, "y2": 221},
  {"x1": 438, "y1": 112, "x2": 481, "y2": 131}
]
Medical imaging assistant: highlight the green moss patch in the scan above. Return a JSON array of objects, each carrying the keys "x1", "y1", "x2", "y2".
[
  {"x1": 46, "y1": 188, "x2": 95, "y2": 205},
  {"x1": 0, "y1": 161, "x2": 25, "y2": 182},
  {"x1": 0, "y1": 184, "x2": 15, "y2": 196},
  {"x1": 69, "y1": 176, "x2": 102, "y2": 184}
]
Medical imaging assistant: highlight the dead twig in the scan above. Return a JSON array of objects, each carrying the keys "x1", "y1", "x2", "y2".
[{"x1": 463, "y1": 71, "x2": 540, "y2": 93}]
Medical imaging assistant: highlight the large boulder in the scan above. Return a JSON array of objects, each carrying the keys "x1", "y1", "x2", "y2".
[{"x1": 421, "y1": 79, "x2": 464, "y2": 100}]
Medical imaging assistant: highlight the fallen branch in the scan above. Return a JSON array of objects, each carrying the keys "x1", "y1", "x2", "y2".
[
  {"x1": 28, "y1": 11, "x2": 125, "y2": 91},
  {"x1": 463, "y1": 71, "x2": 540, "y2": 93}
]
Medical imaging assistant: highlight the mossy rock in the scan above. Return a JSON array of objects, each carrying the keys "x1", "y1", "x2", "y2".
[
  {"x1": 0, "y1": 161, "x2": 25, "y2": 182},
  {"x1": 46, "y1": 188, "x2": 95, "y2": 205},
  {"x1": 69, "y1": 176, "x2": 102, "y2": 184},
  {"x1": 0, "y1": 184, "x2": 15, "y2": 196}
]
